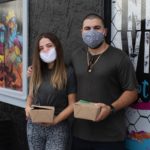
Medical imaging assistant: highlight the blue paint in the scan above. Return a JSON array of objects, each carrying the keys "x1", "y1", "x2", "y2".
[{"x1": 126, "y1": 138, "x2": 150, "y2": 150}]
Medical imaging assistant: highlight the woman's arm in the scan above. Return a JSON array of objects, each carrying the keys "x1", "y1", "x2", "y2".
[
  {"x1": 53, "y1": 93, "x2": 76, "y2": 125},
  {"x1": 25, "y1": 79, "x2": 33, "y2": 119}
]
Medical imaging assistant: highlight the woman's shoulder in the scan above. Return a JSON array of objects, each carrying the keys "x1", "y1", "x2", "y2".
[
  {"x1": 64, "y1": 65, "x2": 75, "y2": 80},
  {"x1": 65, "y1": 65, "x2": 74, "y2": 74}
]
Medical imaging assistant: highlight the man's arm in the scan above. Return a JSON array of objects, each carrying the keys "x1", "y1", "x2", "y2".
[
  {"x1": 27, "y1": 65, "x2": 32, "y2": 77},
  {"x1": 111, "y1": 89, "x2": 138, "y2": 111},
  {"x1": 95, "y1": 89, "x2": 138, "y2": 121}
]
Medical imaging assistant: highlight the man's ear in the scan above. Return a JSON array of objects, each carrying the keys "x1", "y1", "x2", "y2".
[{"x1": 104, "y1": 28, "x2": 108, "y2": 37}]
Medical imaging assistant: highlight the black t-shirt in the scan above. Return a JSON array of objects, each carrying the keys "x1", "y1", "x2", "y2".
[
  {"x1": 71, "y1": 46, "x2": 138, "y2": 142},
  {"x1": 32, "y1": 67, "x2": 76, "y2": 115}
]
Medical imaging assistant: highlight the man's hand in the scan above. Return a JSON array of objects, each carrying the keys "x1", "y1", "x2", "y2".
[
  {"x1": 95, "y1": 103, "x2": 111, "y2": 121},
  {"x1": 27, "y1": 66, "x2": 32, "y2": 77}
]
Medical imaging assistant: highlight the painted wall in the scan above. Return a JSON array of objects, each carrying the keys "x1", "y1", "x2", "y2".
[
  {"x1": 0, "y1": 0, "x2": 104, "y2": 149},
  {"x1": 110, "y1": 0, "x2": 150, "y2": 149}
]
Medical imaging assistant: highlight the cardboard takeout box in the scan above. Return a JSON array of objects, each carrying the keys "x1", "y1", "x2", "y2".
[
  {"x1": 29, "y1": 105, "x2": 55, "y2": 123},
  {"x1": 74, "y1": 100, "x2": 100, "y2": 121}
]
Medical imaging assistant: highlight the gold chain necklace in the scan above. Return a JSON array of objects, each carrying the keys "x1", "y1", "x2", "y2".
[{"x1": 87, "y1": 52, "x2": 102, "y2": 72}]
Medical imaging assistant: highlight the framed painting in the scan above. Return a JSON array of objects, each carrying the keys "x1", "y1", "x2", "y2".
[
  {"x1": 104, "y1": 0, "x2": 150, "y2": 149},
  {"x1": 0, "y1": 0, "x2": 28, "y2": 107}
]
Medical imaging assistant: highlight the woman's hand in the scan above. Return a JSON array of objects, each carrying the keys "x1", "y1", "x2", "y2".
[
  {"x1": 39, "y1": 119, "x2": 57, "y2": 127},
  {"x1": 53, "y1": 116, "x2": 59, "y2": 125},
  {"x1": 25, "y1": 106, "x2": 31, "y2": 119},
  {"x1": 38, "y1": 116, "x2": 58, "y2": 126}
]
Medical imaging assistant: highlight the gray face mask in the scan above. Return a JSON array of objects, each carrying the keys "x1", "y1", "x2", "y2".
[{"x1": 82, "y1": 29, "x2": 104, "y2": 49}]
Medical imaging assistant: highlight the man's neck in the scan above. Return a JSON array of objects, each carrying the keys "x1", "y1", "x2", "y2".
[{"x1": 88, "y1": 42, "x2": 109, "y2": 55}]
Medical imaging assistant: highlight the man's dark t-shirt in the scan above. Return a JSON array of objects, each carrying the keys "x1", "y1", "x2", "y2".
[{"x1": 71, "y1": 46, "x2": 137, "y2": 142}]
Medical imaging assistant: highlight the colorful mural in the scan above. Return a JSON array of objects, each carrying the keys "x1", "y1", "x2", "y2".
[
  {"x1": 111, "y1": 0, "x2": 150, "y2": 149},
  {"x1": 0, "y1": 1, "x2": 23, "y2": 91}
]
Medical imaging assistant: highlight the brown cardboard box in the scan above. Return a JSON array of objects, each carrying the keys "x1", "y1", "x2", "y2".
[
  {"x1": 74, "y1": 100, "x2": 100, "y2": 121},
  {"x1": 29, "y1": 105, "x2": 55, "y2": 123}
]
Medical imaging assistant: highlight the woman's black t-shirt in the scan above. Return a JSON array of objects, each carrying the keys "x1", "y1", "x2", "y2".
[{"x1": 32, "y1": 67, "x2": 76, "y2": 115}]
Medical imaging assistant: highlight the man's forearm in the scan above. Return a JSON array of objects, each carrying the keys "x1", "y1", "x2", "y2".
[{"x1": 111, "y1": 90, "x2": 138, "y2": 111}]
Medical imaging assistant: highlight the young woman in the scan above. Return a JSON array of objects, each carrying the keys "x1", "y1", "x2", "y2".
[{"x1": 25, "y1": 32, "x2": 76, "y2": 150}]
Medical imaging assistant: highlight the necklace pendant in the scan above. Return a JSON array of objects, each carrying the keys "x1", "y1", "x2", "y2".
[{"x1": 88, "y1": 69, "x2": 92, "y2": 72}]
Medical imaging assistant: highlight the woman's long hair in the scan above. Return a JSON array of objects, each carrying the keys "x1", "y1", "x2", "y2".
[{"x1": 30, "y1": 32, "x2": 67, "y2": 94}]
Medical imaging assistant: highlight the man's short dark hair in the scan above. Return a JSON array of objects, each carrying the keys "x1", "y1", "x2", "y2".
[{"x1": 82, "y1": 13, "x2": 105, "y2": 27}]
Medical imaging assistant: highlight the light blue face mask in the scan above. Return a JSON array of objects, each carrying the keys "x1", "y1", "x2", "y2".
[{"x1": 82, "y1": 28, "x2": 104, "y2": 49}]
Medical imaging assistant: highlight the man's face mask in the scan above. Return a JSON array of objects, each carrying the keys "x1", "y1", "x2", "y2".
[
  {"x1": 82, "y1": 28, "x2": 104, "y2": 49},
  {"x1": 39, "y1": 47, "x2": 57, "y2": 63}
]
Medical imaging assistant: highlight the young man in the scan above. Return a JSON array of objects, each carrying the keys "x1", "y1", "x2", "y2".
[{"x1": 71, "y1": 13, "x2": 138, "y2": 150}]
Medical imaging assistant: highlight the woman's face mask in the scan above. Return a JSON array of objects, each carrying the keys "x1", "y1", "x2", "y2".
[
  {"x1": 82, "y1": 28, "x2": 104, "y2": 49},
  {"x1": 39, "y1": 47, "x2": 57, "y2": 63}
]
